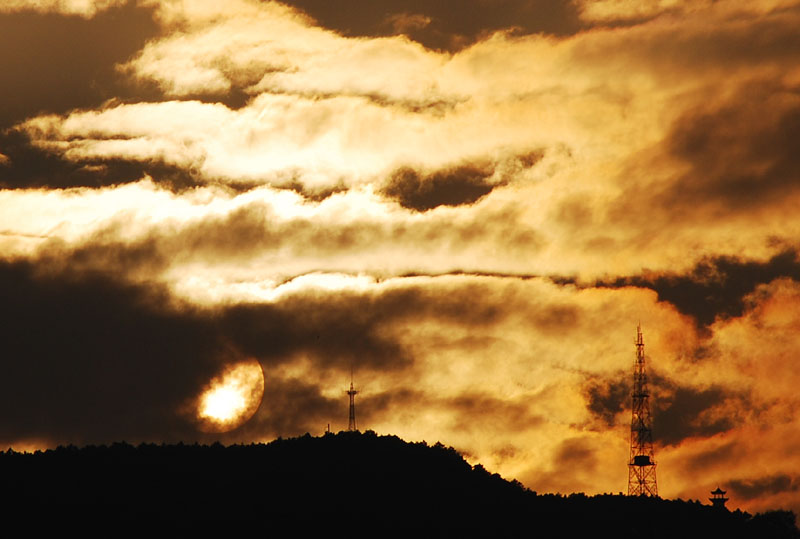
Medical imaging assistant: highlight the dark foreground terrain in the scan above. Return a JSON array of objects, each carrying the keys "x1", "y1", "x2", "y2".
[{"x1": 0, "y1": 431, "x2": 797, "y2": 537}]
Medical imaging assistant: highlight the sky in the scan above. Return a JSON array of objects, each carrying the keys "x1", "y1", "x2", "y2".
[{"x1": 1, "y1": 0, "x2": 800, "y2": 514}]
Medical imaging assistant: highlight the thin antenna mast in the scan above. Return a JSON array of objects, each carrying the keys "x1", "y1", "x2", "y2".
[{"x1": 347, "y1": 368, "x2": 359, "y2": 432}]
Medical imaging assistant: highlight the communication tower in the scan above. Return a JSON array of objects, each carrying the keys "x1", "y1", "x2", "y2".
[
  {"x1": 347, "y1": 371, "x2": 359, "y2": 432},
  {"x1": 628, "y1": 324, "x2": 658, "y2": 496}
]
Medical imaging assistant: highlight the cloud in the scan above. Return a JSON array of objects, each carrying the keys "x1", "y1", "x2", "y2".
[
  {"x1": 384, "y1": 12, "x2": 432, "y2": 34},
  {"x1": 651, "y1": 381, "x2": 741, "y2": 447},
  {"x1": 0, "y1": 0, "x2": 128, "y2": 17},
  {"x1": 592, "y1": 12, "x2": 800, "y2": 243},
  {"x1": 378, "y1": 151, "x2": 542, "y2": 211},
  {"x1": 381, "y1": 163, "x2": 498, "y2": 211},
  {"x1": 123, "y1": 0, "x2": 452, "y2": 104},
  {"x1": 0, "y1": 259, "x2": 225, "y2": 446},
  {"x1": 9, "y1": 183, "x2": 544, "y2": 284},
  {"x1": 0, "y1": 2, "x2": 160, "y2": 130},
  {"x1": 583, "y1": 372, "x2": 746, "y2": 446},
  {"x1": 9, "y1": 226, "x2": 800, "y2": 513},
  {"x1": 13, "y1": 1, "x2": 799, "y2": 286},
  {"x1": 6, "y1": 0, "x2": 683, "y2": 194},
  {"x1": 592, "y1": 250, "x2": 800, "y2": 328},
  {"x1": 658, "y1": 82, "x2": 800, "y2": 213},
  {"x1": 652, "y1": 277, "x2": 800, "y2": 512},
  {"x1": 729, "y1": 475, "x2": 800, "y2": 502},
  {"x1": 229, "y1": 375, "x2": 341, "y2": 439},
  {"x1": 584, "y1": 374, "x2": 629, "y2": 427},
  {"x1": 443, "y1": 392, "x2": 546, "y2": 434},
  {"x1": 217, "y1": 290, "x2": 417, "y2": 371},
  {"x1": 681, "y1": 440, "x2": 739, "y2": 475},
  {"x1": 577, "y1": 0, "x2": 800, "y2": 23},
  {"x1": 0, "y1": 257, "x2": 536, "y2": 445},
  {"x1": 522, "y1": 433, "x2": 619, "y2": 494},
  {"x1": 0, "y1": 130, "x2": 196, "y2": 190},
  {"x1": 16, "y1": 96, "x2": 473, "y2": 189},
  {"x1": 0, "y1": 247, "x2": 673, "y2": 445},
  {"x1": 280, "y1": 0, "x2": 584, "y2": 51},
  {"x1": 696, "y1": 278, "x2": 800, "y2": 401},
  {"x1": 554, "y1": 437, "x2": 598, "y2": 469}
]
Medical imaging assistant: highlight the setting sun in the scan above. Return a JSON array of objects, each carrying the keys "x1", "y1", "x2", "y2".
[{"x1": 197, "y1": 360, "x2": 265, "y2": 432}]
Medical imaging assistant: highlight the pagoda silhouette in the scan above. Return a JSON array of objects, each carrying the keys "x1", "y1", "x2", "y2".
[{"x1": 709, "y1": 487, "x2": 729, "y2": 510}]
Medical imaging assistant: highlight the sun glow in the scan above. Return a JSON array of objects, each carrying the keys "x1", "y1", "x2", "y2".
[{"x1": 197, "y1": 360, "x2": 265, "y2": 432}]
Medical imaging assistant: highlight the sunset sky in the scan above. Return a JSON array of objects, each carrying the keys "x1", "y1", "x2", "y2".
[{"x1": 2, "y1": 0, "x2": 800, "y2": 514}]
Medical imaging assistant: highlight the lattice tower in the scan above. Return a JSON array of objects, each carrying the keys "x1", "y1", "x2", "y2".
[{"x1": 628, "y1": 324, "x2": 658, "y2": 496}]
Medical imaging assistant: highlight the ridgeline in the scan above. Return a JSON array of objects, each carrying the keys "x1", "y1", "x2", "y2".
[{"x1": 1, "y1": 430, "x2": 797, "y2": 537}]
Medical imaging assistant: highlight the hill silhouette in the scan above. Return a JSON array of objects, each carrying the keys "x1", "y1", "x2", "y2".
[{"x1": 1, "y1": 430, "x2": 797, "y2": 537}]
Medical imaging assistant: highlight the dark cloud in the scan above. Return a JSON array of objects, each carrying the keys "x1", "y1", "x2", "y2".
[
  {"x1": 0, "y1": 130, "x2": 204, "y2": 190},
  {"x1": 592, "y1": 249, "x2": 800, "y2": 328},
  {"x1": 346, "y1": 388, "x2": 543, "y2": 450},
  {"x1": 602, "y1": 18, "x2": 800, "y2": 231},
  {"x1": 359, "y1": 387, "x2": 418, "y2": 417},
  {"x1": 282, "y1": 0, "x2": 584, "y2": 51},
  {"x1": 553, "y1": 194, "x2": 595, "y2": 230},
  {"x1": 660, "y1": 82, "x2": 800, "y2": 212},
  {"x1": 381, "y1": 163, "x2": 498, "y2": 211},
  {"x1": 526, "y1": 303, "x2": 581, "y2": 335},
  {"x1": 0, "y1": 233, "x2": 591, "y2": 447},
  {"x1": 38, "y1": 250, "x2": 491, "y2": 373},
  {"x1": 0, "y1": 255, "x2": 461, "y2": 445},
  {"x1": 445, "y1": 392, "x2": 545, "y2": 432},
  {"x1": 554, "y1": 437, "x2": 597, "y2": 470},
  {"x1": 584, "y1": 373, "x2": 629, "y2": 427},
  {"x1": 583, "y1": 373, "x2": 741, "y2": 446},
  {"x1": 684, "y1": 441, "x2": 738, "y2": 474},
  {"x1": 0, "y1": 259, "x2": 225, "y2": 446},
  {"x1": 0, "y1": 2, "x2": 181, "y2": 191},
  {"x1": 187, "y1": 288, "x2": 552, "y2": 440},
  {"x1": 380, "y1": 152, "x2": 543, "y2": 211},
  {"x1": 229, "y1": 376, "x2": 341, "y2": 439},
  {"x1": 0, "y1": 2, "x2": 160, "y2": 130},
  {"x1": 526, "y1": 436, "x2": 599, "y2": 493},
  {"x1": 572, "y1": 10, "x2": 800, "y2": 84},
  {"x1": 219, "y1": 294, "x2": 414, "y2": 371},
  {"x1": 0, "y1": 3, "x2": 254, "y2": 191},
  {"x1": 275, "y1": 89, "x2": 463, "y2": 116},
  {"x1": 220, "y1": 280, "x2": 520, "y2": 371},
  {"x1": 34, "y1": 234, "x2": 171, "y2": 283},
  {"x1": 729, "y1": 475, "x2": 800, "y2": 502},
  {"x1": 38, "y1": 197, "x2": 543, "y2": 277},
  {"x1": 0, "y1": 256, "x2": 494, "y2": 446},
  {"x1": 343, "y1": 387, "x2": 545, "y2": 436},
  {"x1": 652, "y1": 382, "x2": 736, "y2": 447}
]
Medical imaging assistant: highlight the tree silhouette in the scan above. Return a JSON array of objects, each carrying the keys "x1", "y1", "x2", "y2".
[{"x1": 0, "y1": 432, "x2": 797, "y2": 537}]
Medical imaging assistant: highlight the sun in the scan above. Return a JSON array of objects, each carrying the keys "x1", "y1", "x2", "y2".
[
  {"x1": 202, "y1": 386, "x2": 247, "y2": 422},
  {"x1": 196, "y1": 360, "x2": 265, "y2": 433}
]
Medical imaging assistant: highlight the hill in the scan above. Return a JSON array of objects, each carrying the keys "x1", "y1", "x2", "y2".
[{"x1": 1, "y1": 430, "x2": 797, "y2": 537}]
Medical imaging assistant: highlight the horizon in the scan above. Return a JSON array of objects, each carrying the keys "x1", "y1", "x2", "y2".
[
  {"x1": 1, "y1": 0, "x2": 800, "y2": 517},
  {"x1": 0, "y1": 429, "x2": 780, "y2": 519},
  {"x1": 0, "y1": 430, "x2": 760, "y2": 510}
]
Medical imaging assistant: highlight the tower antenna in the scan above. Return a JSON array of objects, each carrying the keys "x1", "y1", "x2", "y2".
[
  {"x1": 347, "y1": 368, "x2": 359, "y2": 432},
  {"x1": 628, "y1": 323, "x2": 658, "y2": 496}
]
